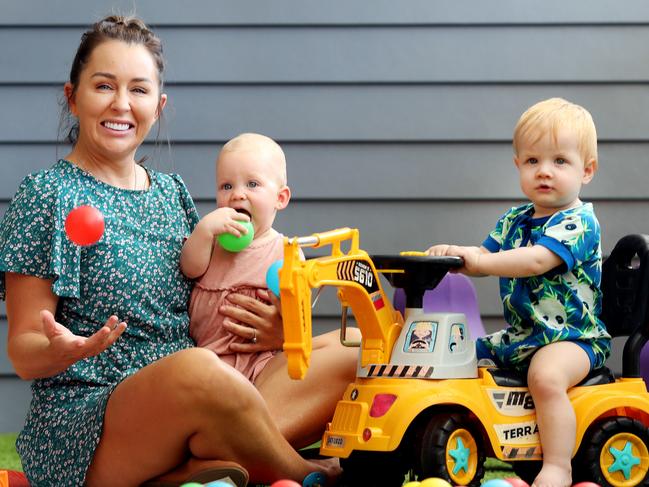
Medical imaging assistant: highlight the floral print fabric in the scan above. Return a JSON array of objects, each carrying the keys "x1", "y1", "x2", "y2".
[{"x1": 0, "y1": 160, "x2": 198, "y2": 486}]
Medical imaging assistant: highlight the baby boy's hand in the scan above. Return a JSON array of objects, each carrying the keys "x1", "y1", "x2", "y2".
[
  {"x1": 426, "y1": 244, "x2": 452, "y2": 256},
  {"x1": 446, "y1": 245, "x2": 483, "y2": 274}
]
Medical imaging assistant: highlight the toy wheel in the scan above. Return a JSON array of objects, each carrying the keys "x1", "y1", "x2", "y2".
[
  {"x1": 415, "y1": 412, "x2": 485, "y2": 486},
  {"x1": 576, "y1": 417, "x2": 649, "y2": 486},
  {"x1": 339, "y1": 450, "x2": 410, "y2": 487}
]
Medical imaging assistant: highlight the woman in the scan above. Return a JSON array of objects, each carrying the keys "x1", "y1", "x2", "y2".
[{"x1": 1, "y1": 16, "x2": 356, "y2": 487}]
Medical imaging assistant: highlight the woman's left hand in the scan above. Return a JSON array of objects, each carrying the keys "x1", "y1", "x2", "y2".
[{"x1": 221, "y1": 289, "x2": 284, "y2": 352}]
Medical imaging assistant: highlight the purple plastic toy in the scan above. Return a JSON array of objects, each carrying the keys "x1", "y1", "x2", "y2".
[{"x1": 393, "y1": 273, "x2": 486, "y2": 339}]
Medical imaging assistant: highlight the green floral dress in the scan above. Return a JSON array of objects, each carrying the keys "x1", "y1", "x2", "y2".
[{"x1": 0, "y1": 159, "x2": 198, "y2": 486}]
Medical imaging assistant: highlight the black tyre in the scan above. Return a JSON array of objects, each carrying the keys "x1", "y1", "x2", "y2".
[
  {"x1": 575, "y1": 417, "x2": 649, "y2": 487},
  {"x1": 511, "y1": 461, "x2": 541, "y2": 485},
  {"x1": 415, "y1": 413, "x2": 485, "y2": 487},
  {"x1": 339, "y1": 450, "x2": 410, "y2": 487}
]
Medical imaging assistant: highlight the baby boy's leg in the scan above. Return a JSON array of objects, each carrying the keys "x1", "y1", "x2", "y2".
[{"x1": 526, "y1": 341, "x2": 591, "y2": 487}]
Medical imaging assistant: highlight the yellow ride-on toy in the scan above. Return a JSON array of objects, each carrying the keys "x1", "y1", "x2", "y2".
[{"x1": 279, "y1": 228, "x2": 649, "y2": 486}]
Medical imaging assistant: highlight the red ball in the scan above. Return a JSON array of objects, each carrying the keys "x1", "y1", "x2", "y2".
[
  {"x1": 65, "y1": 205, "x2": 105, "y2": 246},
  {"x1": 572, "y1": 483, "x2": 601, "y2": 487},
  {"x1": 270, "y1": 481, "x2": 301, "y2": 487},
  {"x1": 505, "y1": 478, "x2": 530, "y2": 487}
]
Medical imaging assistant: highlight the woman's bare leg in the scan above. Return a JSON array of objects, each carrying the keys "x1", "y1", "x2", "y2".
[
  {"x1": 85, "y1": 348, "x2": 339, "y2": 486},
  {"x1": 255, "y1": 329, "x2": 360, "y2": 448}
]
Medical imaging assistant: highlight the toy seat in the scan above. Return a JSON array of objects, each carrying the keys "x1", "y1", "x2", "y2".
[
  {"x1": 600, "y1": 234, "x2": 649, "y2": 380},
  {"x1": 393, "y1": 272, "x2": 486, "y2": 339}
]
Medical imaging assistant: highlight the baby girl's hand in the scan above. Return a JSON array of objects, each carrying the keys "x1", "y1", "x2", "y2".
[{"x1": 204, "y1": 207, "x2": 250, "y2": 238}]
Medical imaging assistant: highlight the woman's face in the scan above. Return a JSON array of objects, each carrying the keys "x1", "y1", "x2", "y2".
[{"x1": 66, "y1": 40, "x2": 167, "y2": 162}]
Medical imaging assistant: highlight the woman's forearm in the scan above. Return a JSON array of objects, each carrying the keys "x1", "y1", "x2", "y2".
[{"x1": 8, "y1": 331, "x2": 71, "y2": 380}]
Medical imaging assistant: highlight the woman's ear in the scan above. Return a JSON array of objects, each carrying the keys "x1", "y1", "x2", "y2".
[
  {"x1": 276, "y1": 185, "x2": 291, "y2": 210},
  {"x1": 156, "y1": 93, "x2": 168, "y2": 119},
  {"x1": 64, "y1": 82, "x2": 77, "y2": 116}
]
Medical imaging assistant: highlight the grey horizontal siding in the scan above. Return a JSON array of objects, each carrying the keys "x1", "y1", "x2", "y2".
[
  {"x1": 4, "y1": 25, "x2": 649, "y2": 84},
  {"x1": 2, "y1": 142, "x2": 648, "y2": 201},
  {"x1": 3, "y1": 85, "x2": 649, "y2": 143},
  {"x1": 2, "y1": 1, "x2": 649, "y2": 434},
  {"x1": 4, "y1": 0, "x2": 649, "y2": 26},
  {"x1": 0, "y1": 376, "x2": 30, "y2": 433},
  {"x1": 0, "y1": 318, "x2": 12, "y2": 375}
]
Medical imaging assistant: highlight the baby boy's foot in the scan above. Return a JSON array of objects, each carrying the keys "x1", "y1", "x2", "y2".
[{"x1": 531, "y1": 464, "x2": 572, "y2": 487}]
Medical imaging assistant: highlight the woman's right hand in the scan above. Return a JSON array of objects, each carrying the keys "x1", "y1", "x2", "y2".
[{"x1": 41, "y1": 310, "x2": 127, "y2": 365}]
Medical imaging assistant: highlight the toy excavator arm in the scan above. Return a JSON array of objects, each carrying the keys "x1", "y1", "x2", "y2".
[{"x1": 280, "y1": 228, "x2": 403, "y2": 379}]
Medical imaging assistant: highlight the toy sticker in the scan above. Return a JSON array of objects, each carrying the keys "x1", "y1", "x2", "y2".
[
  {"x1": 494, "y1": 420, "x2": 540, "y2": 445},
  {"x1": 337, "y1": 260, "x2": 379, "y2": 293},
  {"x1": 448, "y1": 323, "x2": 466, "y2": 353},
  {"x1": 325, "y1": 435, "x2": 345, "y2": 449},
  {"x1": 487, "y1": 388, "x2": 535, "y2": 417},
  {"x1": 370, "y1": 291, "x2": 385, "y2": 310},
  {"x1": 404, "y1": 321, "x2": 437, "y2": 353}
]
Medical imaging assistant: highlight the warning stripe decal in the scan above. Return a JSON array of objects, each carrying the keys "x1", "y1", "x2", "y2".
[
  {"x1": 365, "y1": 364, "x2": 434, "y2": 378},
  {"x1": 501, "y1": 445, "x2": 542, "y2": 460}
]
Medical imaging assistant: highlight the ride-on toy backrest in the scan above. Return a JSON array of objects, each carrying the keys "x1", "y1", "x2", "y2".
[
  {"x1": 600, "y1": 234, "x2": 649, "y2": 378},
  {"x1": 393, "y1": 273, "x2": 486, "y2": 339}
]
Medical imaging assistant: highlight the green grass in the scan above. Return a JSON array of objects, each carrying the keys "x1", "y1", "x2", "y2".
[{"x1": 0, "y1": 432, "x2": 22, "y2": 471}]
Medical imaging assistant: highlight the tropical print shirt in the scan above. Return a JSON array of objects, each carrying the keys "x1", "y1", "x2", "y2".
[{"x1": 478, "y1": 202, "x2": 611, "y2": 369}]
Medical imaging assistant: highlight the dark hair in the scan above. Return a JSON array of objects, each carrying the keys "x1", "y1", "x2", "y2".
[{"x1": 60, "y1": 15, "x2": 166, "y2": 145}]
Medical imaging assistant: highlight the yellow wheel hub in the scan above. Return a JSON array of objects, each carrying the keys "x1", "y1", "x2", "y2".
[
  {"x1": 445, "y1": 428, "x2": 478, "y2": 485},
  {"x1": 601, "y1": 432, "x2": 649, "y2": 487}
]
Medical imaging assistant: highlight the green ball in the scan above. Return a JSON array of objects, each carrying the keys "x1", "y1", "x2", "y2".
[{"x1": 217, "y1": 220, "x2": 254, "y2": 252}]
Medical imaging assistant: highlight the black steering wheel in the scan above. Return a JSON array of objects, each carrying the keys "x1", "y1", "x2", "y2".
[{"x1": 371, "y1": 254, "x2": 464, "y2": 308}]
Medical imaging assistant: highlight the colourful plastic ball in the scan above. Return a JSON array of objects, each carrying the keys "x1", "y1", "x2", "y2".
[
  {"x1": 266, "y1": 259, "x2": 283, "y2": 296},
  {"x1": 482, "y1": 480, "x2": 516, "y2": 487},
  {"x1": 179, "y1": 483, "x2": 203, "y2": 487},
  {"x1": 65, "y1": 205, "x2": 105, "y2": 246},
  {"x1": 402, "y1": 482, "x2": 421, "y2": 487},
  {"x1": 505, "y1": 478, "x2": 530, "y2": 487},
  {"x1": 204, "y1": 481, "x2": 234, "y2": 487},
  {"x1": 572, "y1": 483, "x2": 602, "y2": 487},
  {"x1": 217, "y1": 220, "x2": 254, "y2": 252},
  {"x1": 270, "y1": 480, "x2": 301, "y2": 487},
  {"x1": 420, "y1": 478, "x2": 453, "y2": 487}
]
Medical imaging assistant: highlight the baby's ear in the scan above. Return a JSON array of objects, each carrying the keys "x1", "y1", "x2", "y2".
[
  {"x1": 582, "y1": 158, "x2": 597, "y2": 184},
  {"x1": 276, "y1": 185, "x2": 291, "y2": 210}
]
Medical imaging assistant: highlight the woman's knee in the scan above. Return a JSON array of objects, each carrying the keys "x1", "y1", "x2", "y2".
[{"x1": 164, "y1": 349, "x2": 260, "y2": 414}]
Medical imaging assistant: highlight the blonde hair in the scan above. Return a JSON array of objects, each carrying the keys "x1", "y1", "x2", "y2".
[
  {"x1": 220, "y1": 133, "x2": 287, "y2": 185},
  {"x1": 513, "y1": 98, "x2": 598, "y2": 163}
]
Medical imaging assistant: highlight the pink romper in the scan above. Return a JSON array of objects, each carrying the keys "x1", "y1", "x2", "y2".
[{"x1": 189, "y1": 232, "x2": 283, "y2": 382}]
